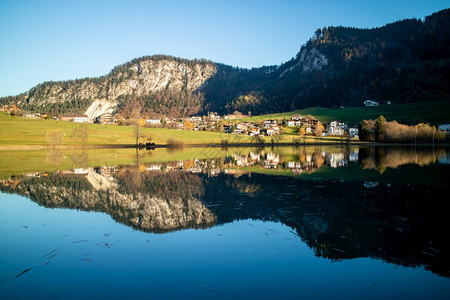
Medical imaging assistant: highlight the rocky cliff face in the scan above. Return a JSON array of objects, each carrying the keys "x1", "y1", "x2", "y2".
[{"x1": 14, "y1": 56, "x2": 217, "y2": 109}]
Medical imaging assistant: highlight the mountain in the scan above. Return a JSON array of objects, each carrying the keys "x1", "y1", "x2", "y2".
[{"x1": 1, "y1": 9, "x2": 449, "y2": 117}]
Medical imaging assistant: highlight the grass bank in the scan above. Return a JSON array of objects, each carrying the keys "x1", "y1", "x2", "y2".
[
  {"x1": 240, "y1": 100, "x2": 450, "y2": 125},
  {"x1": 0, "y1": 112, "x2": 362, "y2": 149},
  {"x1": 0, "y1": 112, "x2": 252, "y2": 148}
]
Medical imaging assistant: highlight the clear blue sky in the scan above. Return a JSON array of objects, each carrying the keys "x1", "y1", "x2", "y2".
[{"x1": 0, "y1": 0, "x2": 448, "y2": 97}]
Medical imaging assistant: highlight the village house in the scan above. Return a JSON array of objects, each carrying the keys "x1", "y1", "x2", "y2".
[
  {"x1": 209, "y1": 113, "x2": 221, "y2": 121},
  {"x1": 249, "y1": 128, "x2": 260, "y2": 136},
  {"x1": 146, "y1": 118, "x2": 161, "y2": 125},
  {"x1": 236, "y1": 122, "x2": 248, "y2": 134},
  {"x1": 97, "y1": 113, "x2": 115, "y2": 124},
  {"x1": 73, "y1": 115, "x2": 91, "y2": 123},
  {"x1": 328, "y1": 121, "x2": 348, "y2": 136},
  {"x1": 304, "y1": 117, "x2": 318, "y2": 127},
  {"x1": 59, "y1": 114, "x2": 91, "y2": 123},
  {"x1": 266, "y1": 128, "x2": 275, "y2": 136},
  {"x1": 188, "y1": 116, "x2": 202, "y2": 123},
  {"x1": 287, "y1": 120, "x2": 296, "y2": 127},
  {"x1": 23, "y1": 113, "x2": 38, "y2": 118},
  {"x1": 348, "y1": 127, "x2": 359, "y2": 138},
  {"x1": 263, "y1": 120, "x2": 277, "y2": 128},
  {"x1": 291, "y1": 114, "x2": 303, "y2": 121},
  {"x1": 272, "y1": 125, "x2": 281, "y2": 134}
]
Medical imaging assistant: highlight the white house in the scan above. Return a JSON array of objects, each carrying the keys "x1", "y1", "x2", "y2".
[
  {"x1": 328, "y1": 121, "x2": 348, "y2": 136},
  {"x1": 264, "y1": 120, "x2": 277, "y2": 128},
  {"x1": 266, "y1": 128, "x2": 275, "y2": 136},
  {"x1": 287, "y1": 120, "x2": 296, "y2": 127},
  {"x1": 349, "y1": 127, "x2": 359, "y2": 138},
  {"x1": 209, "y1": 113, "x2": 221, "y2": 121},
  {"x1": 364, "y1": 100, "x2": 379, "y2": 107},
  {"x1": 292, "y1": 114, "x2": 303, "y2": 121},
  {"x1": 73, "y1": 115, "x2": 91, "y2": 123},
  {"x1": 249, "y1": 128, "x2": 260, "y2": 136},
  {"x1": 146, "y1": 118, "x2": 161, "y2": 125}
]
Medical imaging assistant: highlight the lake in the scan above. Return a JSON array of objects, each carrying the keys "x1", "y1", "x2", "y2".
[{"x1": 0, "y1": 145, "x2": 449, "y2": 299}]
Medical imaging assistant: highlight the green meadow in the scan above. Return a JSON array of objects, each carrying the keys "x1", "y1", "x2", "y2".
[
  {"x1": 240, "y1": 100, "x2": 450, "y2": 125},
  {"x1": 1, "y1": 100, "x2": 448, "y2": 149},
  {"x1": 0, "y1": 112, "x2": 360, "y2": 148},
  {"x1": 0, "y1": 112, "x2": 252, "y2": 147}
]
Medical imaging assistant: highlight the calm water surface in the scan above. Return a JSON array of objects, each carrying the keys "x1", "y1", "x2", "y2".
[{"x1": 0, "y1": 146, "x2": 449, "y2": 299}]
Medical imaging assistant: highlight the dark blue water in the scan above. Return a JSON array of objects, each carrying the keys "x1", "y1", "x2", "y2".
[
  {"x1": 1, "y1": 193, "x2": 448, "y2": 300},
  {"x1": 1, "y1": 146, "x2": 449, "y2": 299}
]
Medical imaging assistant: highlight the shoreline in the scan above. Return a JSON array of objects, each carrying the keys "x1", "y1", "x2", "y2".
[{"x1": 0, "y1": 141, "x2": 449, "y2": 151}]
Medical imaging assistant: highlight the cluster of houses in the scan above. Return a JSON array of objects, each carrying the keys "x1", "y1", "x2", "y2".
[
  {"x1": 145, "y1": 113, "x2": 359, "y2": 138},
  {"x1": 5, "y1": 102, "x2": 360, "y2": 138}
]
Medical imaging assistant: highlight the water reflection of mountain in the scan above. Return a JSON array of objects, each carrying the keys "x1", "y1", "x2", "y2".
[
  {"x1": 0, "y1": 169, "x2": 216, "y2": 233},
  {"x1": 0, "y1": 146, "x2": 449, "y2": 278}
]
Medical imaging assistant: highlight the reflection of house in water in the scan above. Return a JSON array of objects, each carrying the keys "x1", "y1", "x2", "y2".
[
  {"x1": 53, "y1": 148, "x2": 364, "y2": 181},
  {"x1": 264, "y1": 152, "x2": 280, "y2": 169},
  {"x1": 146, "y1": 165, "x2": 162, "y2": 172},
  {"x1": 74, "y1": 168, "x2": 90, "y2": 175},
  {"x1": 234, "y1": 154, "x2": 249, "y2": 167},
  {"x1": 327, "y1": 153, "x2": 347, "y2": 168},
  {"x1": 250, "y1": 152, "x2": 260, "y2": 163},
  {"x1": 61, "y1": 168, "x2": 92, "y2": 176},
  {"x1": 94, "y1": 166, "x2": 117, "y2": 177},
  {"x1": 288, "y1": 161, "x2": 317, "y2": 175},
  {"x1": 348, "y1": 149, "x2": 359, "y2": 162}
]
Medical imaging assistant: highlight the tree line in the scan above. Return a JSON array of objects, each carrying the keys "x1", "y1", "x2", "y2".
[{"x1": 359, "y1": 115, "x2": 446, "y2": 143}]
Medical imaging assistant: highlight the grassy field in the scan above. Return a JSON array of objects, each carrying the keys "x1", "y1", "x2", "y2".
[
  {"x1": 0, "y1": 112, "x2": 253, "y2": 147},
  {"x1": 240, "y1": 100, "x2": 450, "y2": 125},
  {"x1": 0, "y1": 112, "x2": 361, "y2": 148},
  {"x1": 1, "y1": 100, "x2": 447, "y2": 148}
]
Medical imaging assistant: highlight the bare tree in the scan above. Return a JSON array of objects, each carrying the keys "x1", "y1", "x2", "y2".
[
  {"x1": 46, "y1": 129, "x2": 62, "y2": 149},
  {"x1": 71, "y1": 124, "x2": 88, "y2": 147}
]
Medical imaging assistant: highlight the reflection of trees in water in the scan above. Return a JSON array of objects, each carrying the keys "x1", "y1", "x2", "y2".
[
  {"x1": 359, "y1": 146, "x2": 446, "y2": 173},
  {"x1": 225, "y1": 176, "x2": 262, "y2": 195},
  {"x1": 70, "y1": 151, "x2": 88, "y2": 167},
  {"x1": 201, "y1": 173, "x2": 449, "y2": 278},
  {"x1": 46, "y1": 148, "x2": 62, "y2": 165}
]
